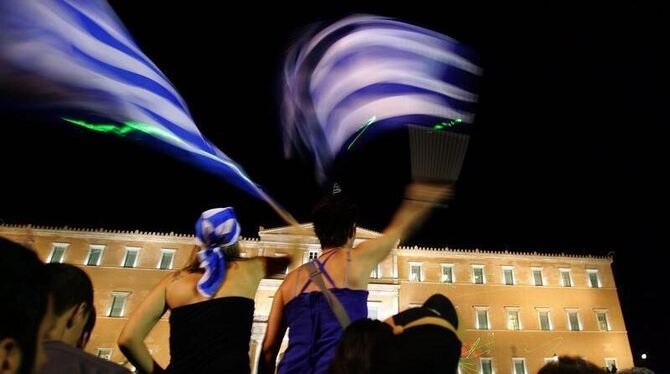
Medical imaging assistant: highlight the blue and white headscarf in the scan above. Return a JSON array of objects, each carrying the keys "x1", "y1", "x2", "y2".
[{"x1": 194, "y1": 207, "x2": 241, "y2": 298}]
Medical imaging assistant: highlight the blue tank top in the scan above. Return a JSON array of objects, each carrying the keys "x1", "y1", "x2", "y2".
[{"x1": 277, "y1": 251, "x2": 369, "y2": 374}]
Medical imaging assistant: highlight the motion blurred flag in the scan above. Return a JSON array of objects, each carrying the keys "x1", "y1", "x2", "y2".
[
  {"x1": 281, "y1": 14, "x2": 482, "y2": 181},
  {"x1": 0, "y1": 0, "x2": 295, "y2": 223}
]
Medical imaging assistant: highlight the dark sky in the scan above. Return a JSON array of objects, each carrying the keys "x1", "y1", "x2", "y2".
[{"x1": 0, "y1": 2, "x2": 667, "y2": 370}]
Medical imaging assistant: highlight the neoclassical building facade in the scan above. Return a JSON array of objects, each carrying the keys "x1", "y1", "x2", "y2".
[{"x1": 1, "y1": 224, "x2": 633, "y2": 373}]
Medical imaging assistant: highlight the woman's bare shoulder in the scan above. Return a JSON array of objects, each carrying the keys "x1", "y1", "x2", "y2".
[
  {"x1": 165, "y1": 271, "x2": 201, "y2": 307},
  {"x1": 277, "y1": 264, "x2": 306, "y2": 295}
]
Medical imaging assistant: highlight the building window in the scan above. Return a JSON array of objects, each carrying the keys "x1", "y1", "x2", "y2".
[
  {"x1": 109, "y1": 292, "x2": 129, "y2": 317},
  {"x1": 472, "y1": 265, "x2": 486, "y2": 284},
  {"x1": 502, "y1": 266, "x2": 515, "y2": 285},
  {"x1": 506, "y1": 308, "x2": 521, "y2": 330},
  {"x1": 531, "y1": 267, "x2": 544, "y2": 286},
  {"x1": 409, "y1": 262, "x2": 423, "y2": 282},
  {"x1": 158, "y1": 249, "x2": 175, "y2": 270},
  {"x1": 595, "y1": 310, "x2": 610, "y2": 331},
  {"x1": 48, "y1": 243, "x2": 68, "y2": 263},
  {"x1": 123, "y1": 247, "x2": 140, "y2": 268},
  {"x1": 475, "y1": 307, "x2": 490, "y2": 330},
  {"x1": 480, "y1": 358, "x2": 493, "y2": 374},
  {"x1": 537, "y1": 309, "x2": 552, "y2": 331},
  {"x1": 605, "y1": 359, "x2": 617, "y2": 373},
  {"x1": 566, "y1": 310, "x2": 581, "y2": 331},
  {"x1": 368, "y1": 301, "x2": 381, "y2": 320},
  {"x1": 308, "y1": 249, "x2": 319, "y2": 261},
  {"x1": 560, "y1": 268, "x2": 572, "y2": 287},
  {"x1": 370, "y1": 264, "x2": 381, "y2": 279},
  {"x1": 86, "y1": 245, "x2": 105, "y2": 266},
  {"x1": 512, "y1": 358, "x2": 527, "y2": 374},
  {"x1": 587, "y1": 269, "x2": 601, "y2": 288},
  {"x1": 441, "y1": 264, "x2": 454, "y2": 283},
  {"x1": 96, "y1": 348, "x2": 113, "y2": 360}
]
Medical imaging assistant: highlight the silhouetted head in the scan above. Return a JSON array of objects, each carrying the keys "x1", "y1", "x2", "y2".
[{"x1": 312, "y1": 185, "x2": 358, "y2": 249}]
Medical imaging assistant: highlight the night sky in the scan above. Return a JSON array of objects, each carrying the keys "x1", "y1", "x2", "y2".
[{"x1": 0, "y1": 2, "x2": 666, "y2": 370}]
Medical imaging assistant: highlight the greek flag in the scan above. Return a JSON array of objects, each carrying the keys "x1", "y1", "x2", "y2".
[
  {"x1": 0, "y1": 0, "x2": 293, "y2": 221},
  {"x1": 282, "y1": 15, "x2": 482, "y2": 180}
]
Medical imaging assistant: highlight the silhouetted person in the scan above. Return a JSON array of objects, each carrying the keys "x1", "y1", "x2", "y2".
[
  {"x1": 538, "y1": 356, "x2": 607, "y2": 374},
  {"x1": 119, "y1": 207, "x2": 291, "y2": 373},
  {"x1": 261, "y1": 183, "x2": 451, "y2": 374},
  {"x1": 383, "y1": 294, "x2": 462, "y2": 374},
  {"x1": 329, "y1": 319, "x2": 393, "y2": 374},
  {"x1": 41, "y1": 263, "x2": 128, "y2": 373},
  {"x1": 618, "y1": 368, "x2": 655, "y2": 374},
  {"x1": 0, "y1": 237, "x2": 51, "y2": 374}
]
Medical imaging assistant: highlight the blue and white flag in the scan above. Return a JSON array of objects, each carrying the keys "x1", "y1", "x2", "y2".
[
  {"x1": 281, "y1": 15, "x2": 482, "y2": 180},
  {"x1": 0, "y1": 0, "x2": 294, "y2": 222}
]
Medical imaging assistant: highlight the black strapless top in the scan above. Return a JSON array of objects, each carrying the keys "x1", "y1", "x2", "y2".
[{"x1": 166, "y1": 296, "x2": 254, "y2": 374}]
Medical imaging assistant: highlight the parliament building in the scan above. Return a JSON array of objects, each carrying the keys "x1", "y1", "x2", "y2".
[{"x1": 0, "y1": 223, "x2": 633, "y2": 373}]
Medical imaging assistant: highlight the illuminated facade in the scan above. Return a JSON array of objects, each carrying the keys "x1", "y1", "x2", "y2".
[{"x1": 1, "y1": 224, "x2": 633, "y2": 373}]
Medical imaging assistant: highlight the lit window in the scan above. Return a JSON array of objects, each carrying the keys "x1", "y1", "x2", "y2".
[
  {"x1": 502, "y1": 266, "x2": 515, "y2": 285},
  {"x1": 587, "y1": 269, "x2": 601, "y2": 288},
  {"x1": 409, "y1": 262, "x2": 423, "y2": 282},
  {"x1": 481, "y1": 358, "x2": 493, "y2": 374},
  {"x1": 605, "y1": 359, "x2": 617, "y2": 373},
  {"x1": 441, "y1": 264, "x2": 454, "y2": 283},
  {"x1": 158, "y1": 249, "x2": 175, "y2": 270},
  {"x1": 109, "y1": 292, "x2": 130, "y2": 317},
  {"x1": 123, "y1": 247, "x2": 140, "y2": 268},
  {"x1": 560, "y1": 268, "x2": 573, "y2": 287},
  {"x1": 475, "y1": 307, "x2": 490, "y2": 330},
  {"x1": 48, "y1": 243, "x2": 69, "y2": 263},
  {"x1": 506, "y1": 308, "x2": 521, "y2": 330},
  {"x1": 472, "y1": 265, "x2": 486, "y2": 284},
  {"x1": 86, "y1": 245, "x2": 105, "y2": 266},
  {"x1": 537, "y1": 309, "x2": 552, "y2": 331},
  {"x1": 595, "y1": 310, "x2": 610, "y2": 331},
  {"x1": 531, "y1": 267, "x2": 544, "y2": 286},
  {"x1": 96, "y1": 348, "x2": 112, "y2": 360},
  {"x1": 512, "y1": 358, "x2": 526, "y2": 374},
  {"x1": 566, "y1": 310, "x2": 581, "y2": 331}
]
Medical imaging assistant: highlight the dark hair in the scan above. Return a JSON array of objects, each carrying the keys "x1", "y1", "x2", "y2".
[
  {"x1": 330, "y1": 319, "x2": 393, "y2": 374},
  {"x1": 83, "y1": 305, "x2": 96, "y2": 337},
  {"x1": 424, "y1": 294, "x2": 459, "y2": 329},
  {"x1": 0, "y1": 237, "x2": 48, "y2": 374},
  {"x1": 618, "y1": 368, "x2": 655, "y2": 374},
  {"x1": 538, "y1": 356, "x2": 608, "y2": 374},
  {"x1": 182, "y1": 243, "x2": 241, "y2": 273},
  {"x1": 44, "y1": 263, "x2": 94, "y2": 316},
  {"x1": 312, "y1": 192, "x2": 358, "y2": 248},
  {"x1": 77, "y1": 305, "x2": 96, "y2": 349}
]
